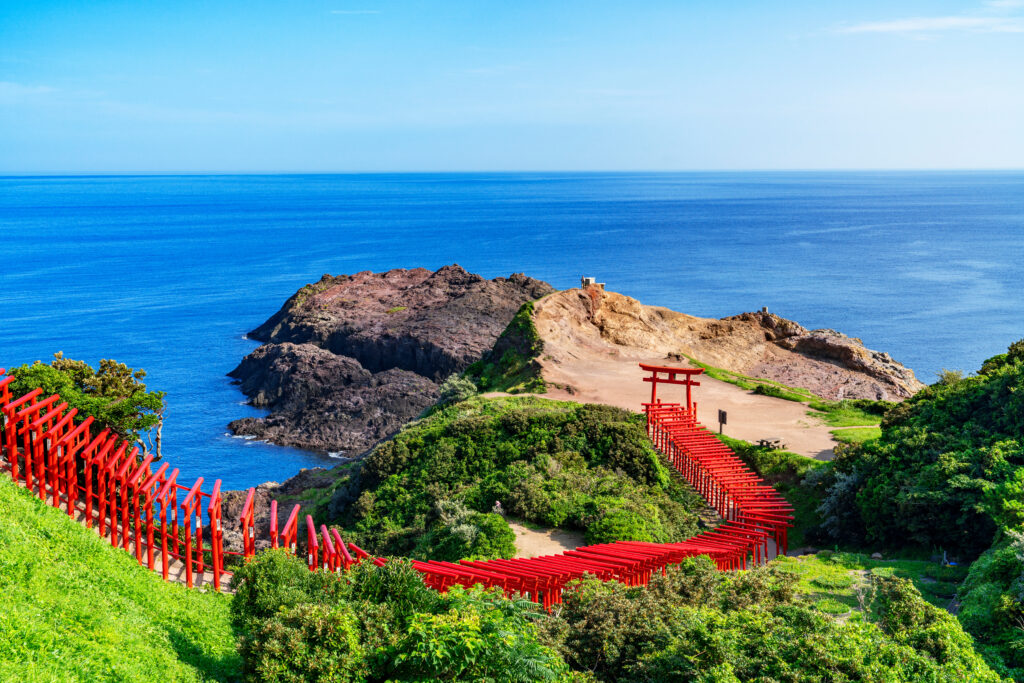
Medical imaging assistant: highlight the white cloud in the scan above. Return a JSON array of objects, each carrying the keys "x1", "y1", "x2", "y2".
[{"x1": 837, "y1": 15, "x2": 1024, "y2": 33}]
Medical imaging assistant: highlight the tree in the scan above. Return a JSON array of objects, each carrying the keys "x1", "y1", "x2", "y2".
[{"x1": 9, "y1": 353, "x2": 167, "y2": 459}]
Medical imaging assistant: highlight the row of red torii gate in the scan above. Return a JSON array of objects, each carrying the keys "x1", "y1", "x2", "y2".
[{"x1": 0, "y1": 363, "x2": 792, "y2": 608}]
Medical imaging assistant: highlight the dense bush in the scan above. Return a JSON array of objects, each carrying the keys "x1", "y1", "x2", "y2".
[
  {"x1": 8, "y1": 353, "x2": 166, "y2": 456},
  {"x1": 534, "y1": 557, "x2": 998, "y2": 683},
  {"x1": 814, "y1": 339, "x2": 1024, "y2": 676},
  {"x1": 325, "y1": 396, "x2": 703, "y2": 559},
  {"x1": 230, "y1": 551, "x2": 569, "y2": 682},
  {"x1": 824, "y1": 340, "x2": 1024, "y2": 557}
]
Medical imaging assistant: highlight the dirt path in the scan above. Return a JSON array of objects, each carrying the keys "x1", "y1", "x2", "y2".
[{"x1": 506, "y1": 519, "x2": 586, "y2": 559}]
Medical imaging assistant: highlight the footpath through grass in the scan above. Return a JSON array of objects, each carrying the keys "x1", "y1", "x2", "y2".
[{"x1": 0, "y1": 476, "x2": 241, "y2": 682}]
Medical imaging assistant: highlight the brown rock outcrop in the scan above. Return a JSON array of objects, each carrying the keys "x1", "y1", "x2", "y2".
[
  {"x1": 535, "y1": 288, "x2": 923, "y2": 401},
  {"x1": 228, "y1": 265, "x2": 554, "y2": 455}
]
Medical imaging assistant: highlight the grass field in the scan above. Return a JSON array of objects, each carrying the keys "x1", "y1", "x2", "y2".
[
  {"x1": 830, "y1": 426, "x2": 883, "y2": 444},
  {"x1": 778, "y1": 551, "x2": 969, "y2": 617},
  {"x1": 0, "y1": 476, "x2": 241, "y2": 682}
]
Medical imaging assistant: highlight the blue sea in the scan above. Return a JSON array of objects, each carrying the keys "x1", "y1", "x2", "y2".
[{"x1": 2, "y1": 172, "x2": 1022, "y2": 490}]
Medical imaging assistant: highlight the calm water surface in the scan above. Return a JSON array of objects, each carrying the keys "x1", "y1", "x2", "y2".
[{"x1": 2, "y1": 172, "x2": 1022, "y2": 488}]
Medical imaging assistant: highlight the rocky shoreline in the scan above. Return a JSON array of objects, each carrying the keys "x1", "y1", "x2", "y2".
[{"x1": 228, "y1": 265, "x2": 553, "y2": 455}]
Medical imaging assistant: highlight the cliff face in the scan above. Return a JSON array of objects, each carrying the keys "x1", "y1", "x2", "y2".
[
  {"x1": 534, "y1": 288, "x2": 923, "y2": 401},
  {"x1": 228, "y1": 265, "x2": 554, "y2": 455}
]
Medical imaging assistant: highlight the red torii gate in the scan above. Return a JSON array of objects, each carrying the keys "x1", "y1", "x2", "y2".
[{"x1": 639, "y1": 363, "x2": 703, "y2": 413}]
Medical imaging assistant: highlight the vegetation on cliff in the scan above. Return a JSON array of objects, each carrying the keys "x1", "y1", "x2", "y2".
[
  {"x1": 0, "y1": 477, "x2": 239, "y2": 681},
  {"x1": 320, "y1": 396, "x2": 706, "y2": 560},
  {"x1": 7, "y1": 353, "x2": 167, "y2": 458},
  {"x1": 464, "y1": 300, "x2": 547, "y2": 394}
]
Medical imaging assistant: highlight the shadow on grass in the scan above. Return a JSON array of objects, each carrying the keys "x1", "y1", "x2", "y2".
[{"x1": 167, "y1": 626, "x2": 243, "y2": 683}]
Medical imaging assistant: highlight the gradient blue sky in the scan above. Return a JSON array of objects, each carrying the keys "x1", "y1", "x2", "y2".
[{"x1": 2, "y1": 0, "x2": 1023, "y2": 172}]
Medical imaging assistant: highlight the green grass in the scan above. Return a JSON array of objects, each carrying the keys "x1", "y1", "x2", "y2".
[
  {"x1": 385, "y1": 306, "x2": 407, "y2": 314},
  {"x1": 775, "y1": 551, "x2": 970, "y2": 614},
  {"x1": 682, "y1": 356, "x2": 891, "y2": 434},
  {"x1": 829, "y1": 426, "x2": 883, "y2": 444},
  {"x1": 0, "y1": 477, "x2": 241, "y2": 682},
  {"x1": 465, "y1": 301, "x2": 547, "y2": 394},
  {"x1": 683, "y1": 355, "x2": 818, "y2": 401}
]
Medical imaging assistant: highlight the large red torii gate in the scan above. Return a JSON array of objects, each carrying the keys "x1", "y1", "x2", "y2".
[{"x1": 639, "y1": 362, "x2": 703, "y2": 413}]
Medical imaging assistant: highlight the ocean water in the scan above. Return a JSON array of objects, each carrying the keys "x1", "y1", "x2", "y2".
[{"x1": 2, "y1": 172, "x2": 1022, "y2": 489}]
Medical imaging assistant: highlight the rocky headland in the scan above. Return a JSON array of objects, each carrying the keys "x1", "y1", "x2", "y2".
[
  {"x1": 534, "y1": 286, "x2": 923, "y2": 401},
  {"x1": 228, "y1": 265, "x2": 554, "y2": 455}
]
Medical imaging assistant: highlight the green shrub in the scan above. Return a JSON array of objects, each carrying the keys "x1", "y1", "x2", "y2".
[
  {"x1": 436, "y1": 374, "x2": 477, "y2": 407},
  {"x1": 230, "y1": 549, "x2": 344, "y2": 634},
  {"x1": 8, "y1": 353, "x2": 166, "y2": 453},
  {"x1": 586, "y1": 508, "x2": 655, "y2": 544},
  {"x1": 413, "y1": 501, "x2": 516, "y2": 562},
  {"x1": 242, "y1": 603, "x2": 366, "y2": 683},
  {"x1": 327, "y1": 397, "x2": 701, "y2": 559},
  {"x1": 391, "y1": 586, "x2": 567, "y2": 682}
]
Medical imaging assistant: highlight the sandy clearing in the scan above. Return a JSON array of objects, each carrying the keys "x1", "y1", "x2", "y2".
[
  {"x1": 507, "y1": 519, "x2": 586, "y2": 559},
  {"x1": 528, "y1": 353, "x2": 838, "y2": 459}
]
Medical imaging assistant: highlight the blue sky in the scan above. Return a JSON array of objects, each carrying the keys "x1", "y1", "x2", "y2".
[{"x1": 2, "y1": 0, "x2": 1023, "y2": 172}]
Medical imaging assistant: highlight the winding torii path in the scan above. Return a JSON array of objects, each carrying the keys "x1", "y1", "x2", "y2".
[{"x1": 0, "y1": 364, "x2": 792, "y2": 607}]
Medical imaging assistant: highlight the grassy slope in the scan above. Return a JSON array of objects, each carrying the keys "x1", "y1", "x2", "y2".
[
  {"x1": 464, "y1": 300, "x2": 546, "y2": 394},
  {"x1": 0, "y1": 477, "x2": 240, "y2": 682},
  {"x1": 685, "y1": 356, "x2": 889, "y2": 441},
  {"x1": 780, "y1": 551, "x2": 969, "y2": 615}
]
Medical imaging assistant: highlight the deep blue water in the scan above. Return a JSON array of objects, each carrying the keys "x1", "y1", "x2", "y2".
[{"x1": 2, "y1": 172, "x2": 1023, "y2": 490}]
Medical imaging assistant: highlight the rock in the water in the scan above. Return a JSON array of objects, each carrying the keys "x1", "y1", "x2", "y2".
[{"x1": 228, "y1": 265, "x2": 554, "y2": 455}]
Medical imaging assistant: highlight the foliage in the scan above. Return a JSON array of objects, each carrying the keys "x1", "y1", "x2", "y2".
[
  {"x1": 536, "y1": 555, "x2": 999, "y2": 682},
  {"x1": 0, "y1": 476, "x2": 240, "y2": 682},
  {"x1": 436, "y1": 374, "x2": 478, "y2": 407},
  {"x1": 810, "y1": 339, "x2": 1024, "y2": 676},
  {"x1": 413, "y1": 500, "x2": 517, "y2": 561},
  {"x1": 325, "y1": 396, "x2": 704, "y2": 559},
  {"x1": 824, "y1": 338, "x2": 1024, "y2": 557},
  {"x1": 243, "y1": 603, "x2": 366, "y2": 683},
  {"x1": 230, "y1": 549, "x2": 346, "y2": 634},
  {"x1": 8, "y1": 353, "x2": 166, "y2": 456},
  {"x1": 465, "y1": 301, "x2": 546, "y2": 394},
  {"x1": 391, "y1": 586, "x2": 568, "y2": 682},
  {"x1": 232, "y1": 551, "x2": 569, "y2": 682}
]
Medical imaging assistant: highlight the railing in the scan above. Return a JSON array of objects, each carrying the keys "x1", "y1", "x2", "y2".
[
  {"x1": 0, "y1": 364, "x2": 791, "y2": 608},
  {"x1": 0, "y1": 369, "x2": 228, "y2": 590}
]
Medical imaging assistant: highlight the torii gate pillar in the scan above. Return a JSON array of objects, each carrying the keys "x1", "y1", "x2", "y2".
[{"x1": 639, "y1": 363, "x2": 704, "y2": 413}]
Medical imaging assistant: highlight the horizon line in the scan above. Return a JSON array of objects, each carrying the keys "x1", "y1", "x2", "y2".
[{"x1": 3, "y1": 167, "x2": 1024, "y2": 178}]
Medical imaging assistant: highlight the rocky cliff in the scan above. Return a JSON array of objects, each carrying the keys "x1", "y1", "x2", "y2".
[
  {"x1": 228, "y1": 265, "x2": 554, "y2": 455},
  {"x1": 534, "y1": 288, "x2": 923, "y2": 401}
]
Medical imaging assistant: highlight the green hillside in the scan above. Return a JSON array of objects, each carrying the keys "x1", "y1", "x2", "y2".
[
  {"x1": 317, "y1": 395, "x2": 707, "y2": 561},
  {"x1": 0, "y1": 476, "x2": 240, "y2": 682}
]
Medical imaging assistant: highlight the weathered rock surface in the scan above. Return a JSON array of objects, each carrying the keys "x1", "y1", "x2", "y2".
[
  {"x1": 535, "y1": 288, "x2": 923, "y2": 401},
  {"x1": 228, "y1": 265, "x2": 554, "y2": 455}
]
